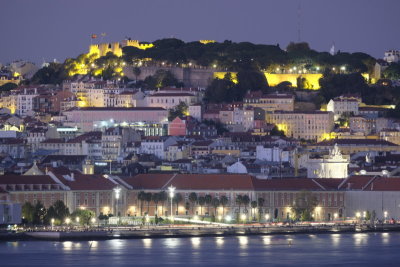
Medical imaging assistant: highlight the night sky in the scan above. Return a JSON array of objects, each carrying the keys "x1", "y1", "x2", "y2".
[{"x1": 1, "y1": 0, "x2": 399, "y2": 64}]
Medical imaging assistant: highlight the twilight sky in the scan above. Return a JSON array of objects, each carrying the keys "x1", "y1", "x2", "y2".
[{"x1": 1, "y1": 0, "x2": 399, "y2": 65}]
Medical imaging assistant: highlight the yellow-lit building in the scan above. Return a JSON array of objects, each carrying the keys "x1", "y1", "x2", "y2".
[{"x1": 267, "y1": 111, "x2": 334, "y2": 141}]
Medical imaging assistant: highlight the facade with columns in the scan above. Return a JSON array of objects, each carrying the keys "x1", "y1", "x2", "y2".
[{"x1": 2, "y1": 169, "x2": 400, "y2": 221}]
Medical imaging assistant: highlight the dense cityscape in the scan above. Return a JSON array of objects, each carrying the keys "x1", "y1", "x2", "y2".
[{"x1": 1, "y1": 0, "x2": 400, "y2": 265}]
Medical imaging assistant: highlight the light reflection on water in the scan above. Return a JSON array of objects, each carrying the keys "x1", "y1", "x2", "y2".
[{"x1": 1, "y1": 233, "x2": 399, "y2": 266}]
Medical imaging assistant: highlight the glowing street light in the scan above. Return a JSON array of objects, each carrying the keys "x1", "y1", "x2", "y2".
[
  {"x1": 225, "y1": 215, "x2": 232, "y2": 222},
  {"x1": 265, "y1": 214, "x2": 270, "y2": 221},
  {"x1": 76, "y1": 217, "x2": 80, "y2": 223},
  {"x1": 241, "y1": 214, "x2": 246, "y2": 223},
  {"x1": 65, "y1": 217, "x2": 71, "y2": 225},
  {"x1": 356, "y1": 212, "x2": 361, "y2": 219},
  {"x1": 168, "y1": 185, "x2": 176, "y2": 222},
  {"x1": 384, "y1": 211, "x2": 388, "y2": 221},
  {"x1": 91, "y1": 218, "x2": 96, "y2": 224},
  {"x1": 51, "y1": 218, "x2": 55, "y2": 230},
  {"x1": 114, "y1": 187, "x2": 121, "y2": 217}
]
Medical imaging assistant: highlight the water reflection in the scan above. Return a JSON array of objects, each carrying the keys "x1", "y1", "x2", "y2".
[
  {"x1": 89, "y1": 241, "x2": 98, "y2": 250},
  {"x1": 215, "y1": 237, "x2": 224, "y2": 247},
  {"x1": 263, "y1": 236, "x2": 271, "y2": 245},
  {"x1": 142, "y1": 238, "x2": 152, "y2": 249},
  {"x1": 238, "y1": 236, "x2": 248, "y2": 248},
  {"x1": 63, "y1": 241, "x2": 73, "y2": 251},
  {"x1": 353, "y1": 233, "x2": 368, "y2": 247},
  {"x1": 191, "y1": 237, "x2": 201, "y2": 248},
  {"x1": 382, "y1": 232, "x2": 389, "y2": 244},
  {"x1": 164, "y1": 238, "x2": 181, "y2": 249},
  {"x1": 331, "y1": 234, "x2": 341, "y2": 247}
]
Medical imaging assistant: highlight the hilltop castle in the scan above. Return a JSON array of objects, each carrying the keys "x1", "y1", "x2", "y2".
[{"x1": 88, "y1": 39, "x2": 154, "y2": 58}]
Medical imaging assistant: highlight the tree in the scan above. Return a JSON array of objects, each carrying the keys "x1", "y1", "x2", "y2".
[
  {"x1": 220, "y1": 196, "x2": 228, "y2": 218},
  {"x1": 152, "y1": 193, "x2": 160, "y2": 215},
  {"x1": 29, "y1": 62, "x2": 67, "y2": 85},
  {"x1": 211, "y1": 198, "x2": 220, "y2": 216},
  {"x1": 291, "y1": 191, "x2": 318, "y2": 221},
  {"x1": 251, "y1": 201, "x2": 258, "y2": 221},
  {"x1": 168, "y1": 102, "x2": 188, "y2": 121},
  {"x1": 236, "y1": 195, "x2": 243, "y2": 215},
  {"x1": 143, "y1": 69, "x2": 183, "y2": 89},
  {"x1": 242, "y1": 195, "x2": 250, "y2": 215},
  {"x1": 45, "y1": 200, "x2": 70, "y2": 224},
  {"x1": 198, "y1": 196, "x2": 206, "y2": 215},
  {"x1": 0, "y1": 82, "x2": 18, "y2": 92},
  {"x1": 270, "y1": 126, "x2": 285, "y2": 137},
  {"x1": 286, "y1": 42, "x2": 311, "y2": 53},
  {"x1": 173, "y1": 193, "x2": 183, "y2": 215},
  {"x1": 22, "y1": 202, "x2": 35, "y2": 224},
  {"x1": 257, "y1": 197, "x2": 265, "y2": 221},
  {"x1": 205, "y1": 75, "x2": 236, "y2": 103},
  {"x1": 132, "y1": 67, "x2": 141, "y2": 82},
  {"x1": 236, "y1": 69, "x2": 269, "y2": 95},
  {"x1": 205, "y1": 194, "x2": 212, "y2": 215},
  {"x1": 144, "y1": 192, "x2": 152, "y2": 214},
  {"x1": 188, "y1": 192, "x2": 198, "y2": 215},
  {"x1": 33, "y1": 201, "x2": 46, "y2": 225},
  {"x1": 71, "y1": 209, "x2": 96, "y2": 225},
  {"x1": 158, "y1": 191, "x2": 167, "y2": 216},
  {"x1": 138, "y1": 191, "x2": 146, "y2": 216},
  {"x1": 383, "y1": 63, "x2": 400, "y2": 80}
]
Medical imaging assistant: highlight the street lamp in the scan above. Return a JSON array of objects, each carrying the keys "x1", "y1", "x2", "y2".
[
  {"x1": 76, "y1": 217, "x2": 80, "y2": 225},
  {"x1": 51, "y1": 218, "x2": 55, "y2": 230},
  {"x1": 384, "y1": 211, "x2": 388, "y2": 222},
  {"x1": 65, "y1": 217, "x2": 71, "y2": 225},
  {"x1": 168, "y1": 185, "x2": 176, "y2": 222},
  {"x1": 114, "y1": 187, "x2": 121, "y2": 217},
  {"x1": 265, "y1": 214, "x2": 270, "y2": 222}
]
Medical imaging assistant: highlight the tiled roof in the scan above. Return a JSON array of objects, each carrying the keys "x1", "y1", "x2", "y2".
[
  {"x1": 70, "y1": 107, "x2": 166, "y2": 111},
  {"x1": 149, "y1": 93, "x2": 195, "y2": 97},
  {"x1": 0, "y1": 175, "x2": 58, "y2": 185},
  {"x1": 314, "y1": 139, "x2": 398, "y2": 147},
  {"x1": 122, "y1": 174, "x2": 174, "y2": 190},
  {"x1": 252, "y1": 178, "x2": 323, "y2": 191},
  {"x1": 54, "y1": 171, "x2": 117, "y2": 190}
]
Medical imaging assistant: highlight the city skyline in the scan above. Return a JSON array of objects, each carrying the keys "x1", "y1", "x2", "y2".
[{"x1": 1, "y1": 0, "x2": 399, "y2": 64}]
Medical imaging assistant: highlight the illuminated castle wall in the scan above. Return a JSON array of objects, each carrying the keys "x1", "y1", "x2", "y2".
[
  {"x1": 213, "y1": 72, "x2": 322, "y2": 89},
  {"x1": 89, "y1": 40, "x2": 154, "y2": 58}
]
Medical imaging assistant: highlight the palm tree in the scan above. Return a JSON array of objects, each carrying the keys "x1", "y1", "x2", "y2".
[
  {"x1": 198, "y1": 196, "x2": 206, "y2": 215},
  {"x1": 251, "y1": 201, "x2": 257, "y2": 221},
  {"x1": 189, "y1": 192, "x2": 198, "y2": 215},
  {"x1": 205, "y1": 194, "x2": 212, "y2": 215},
  {"x1": 159, "y1": 191, "x2": 167, "y2": 216},
  {"x1": 236, "y1": 195, "x2": 243, "y2": 215},
  {"x1": 257, "y1": 197, "x2": 265, "y2": 221},
  {"x1": 138, "y1": 191, "x2": 146, "y2": 216},
  {"x1": 242, "y1": 195, "x2": 250, "y2": 213},
  {"x1": 152, "y1": 193, "x2": 160, "y2": 215},
  {"x1": 173, "y1": 193, "x2": 183, "y2": 215},
  {"x1": 145, "y1": 192, "x2": 152, "y2": 214},
  {"x1": 220, "y1": 196, "x2": 228, "y2": 218},
  {"x1": 211, "y1": 198, "x2": 220, "y2": 216}
]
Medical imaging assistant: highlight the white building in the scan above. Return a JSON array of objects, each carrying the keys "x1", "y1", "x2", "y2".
[
  {"x1": 0, "y1": 201, "x2": 21, "y2": 225},
  {"x1": 327, "y1": 97, "x2": 359, "y2": 121},
  {"x1": 384, "y1": 50, "x2": 400, "y2": 63},
  {"x1": 146, "y1": 92, "x2": 198, "y2": 110},
  {"x1": 256, "y1": 145, "x2": 290, "y2": 162},
  {"x1": 307, "y1": 144, "x2": 349, "y2": 179},
  {"x1": 140, "y1": 136, "x2": 177, "y2": 160},
  {"x1": 188, "y1": 104, "x2": 202, "y2": 121},
  {"x1": 227, "y1": 161, "x2": 248, "y2": 174}
]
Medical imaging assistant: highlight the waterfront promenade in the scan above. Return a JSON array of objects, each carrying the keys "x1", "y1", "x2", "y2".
[{"x1": 2, "y1": 223, "x2": 400, "y2": 242}]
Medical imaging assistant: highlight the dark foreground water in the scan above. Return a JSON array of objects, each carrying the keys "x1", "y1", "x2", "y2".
[{"x1": 1, "y1": 232, "x2": 400, "y2": 266}]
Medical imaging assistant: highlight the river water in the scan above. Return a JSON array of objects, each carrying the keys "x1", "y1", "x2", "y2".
[{"x1": 1, "y1": 232, "x2": 399, "y2": 266}]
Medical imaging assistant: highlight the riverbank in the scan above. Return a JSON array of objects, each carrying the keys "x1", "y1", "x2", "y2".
[{"x1": 2, "y1": 223, "x2": 400, "y2": 242}]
